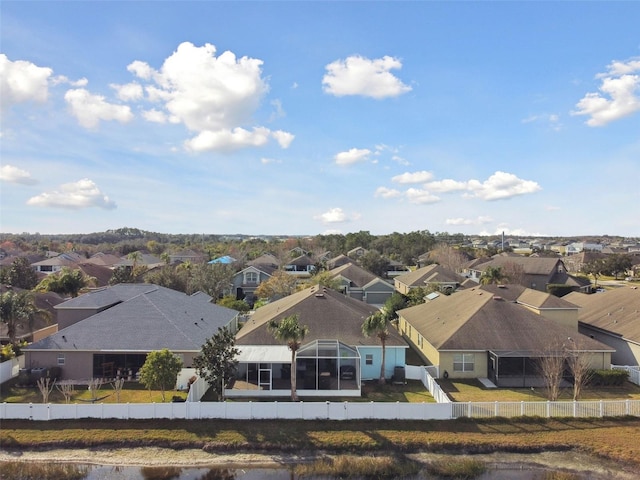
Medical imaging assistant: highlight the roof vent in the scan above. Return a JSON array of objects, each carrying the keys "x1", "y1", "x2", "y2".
[
  {"x1": 497, "y1": 284, "x2": 506, "y2": 288},
  {"x1": 493, "y1": 296, "x2": 503, "y2": 301},
  {"x1": 315, "y1": 292, "x2": 325, "y2": 297}
]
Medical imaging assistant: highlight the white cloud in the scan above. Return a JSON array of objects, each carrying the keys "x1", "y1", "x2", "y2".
[
  {"x1": 51, "y1": 75, "x2": 88, "y2": 87},
  {"x1": 334, "y1": 148, "x2": 371, "y2": 166},
  {"x1": 405, "y1": 188, "x2": 440, "y2": 204},
  {"x1": 111, "y1": 82, "x2": 144, "y2": 102},
  {"x1": 142, "y1": 108, "x2": 168, "y2": 123},
  {"x1": 0, "y1": 165, "x2": 38, "y2": 185},
  {"x1": 271, "y1": 130, "x2": 295, "y2": 148},
  {"x1": 315, "y1": 207, "x2": 348, "y2": 224},
  {"x1": 64, "y1": 88, "x2": 134, "y2": 128},
  {"x1": 261, "y1": 157, "x2": 282, "y2": 165},
  {"x1": 322, "y1": 55, "x2": 412, "y2": 99},
  {"x1": 466, "y1": 171, "x2": 541, "y2": 200},
  {"x1": 572, "y1": 57, "x2": 640, "y2": 126},
  {"x1": 391, "y1": 170, "x2": 433, "y2": 184},
  {"x1": 445, "y1": 216, "x2": 493, "y2": 226},
  {"x1": 391, "y1": 155, "x2": 410, "y2": 166},
  {"x1": 424, "y1": 179, "x2": 468, "y2": 193},
  {"x1": 0, "y1": 54, "x2": 52, "y2": 110},
  {"x1": 184, "y1": 127, "x2": 271, "y2": 152},
  {"x1": 26, "y1": 178, "x2": 116, "y2": 210},
  {"x1": 374, "y1": 186, "x2": 402, "y2": 199},
  {"x1": 125, "y1": 42, "x2": 293, "y2": 151}
]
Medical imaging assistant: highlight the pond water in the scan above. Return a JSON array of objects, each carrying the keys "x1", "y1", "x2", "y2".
[{"x1": 8, "y1": 452, "x2": 635, "y2": 480}]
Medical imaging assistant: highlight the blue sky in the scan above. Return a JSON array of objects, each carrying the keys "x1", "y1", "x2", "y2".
[{"x1": 1, "y1": 1, "x2": 639, "y2": 237}]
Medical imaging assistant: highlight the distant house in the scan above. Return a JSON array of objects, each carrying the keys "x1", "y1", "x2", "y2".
[
  {"x1": 230, "y1": 286, "x2": 407, "y2": 398},
  {"x1": 31, "y1": 252, "x2": 86, "y2": 274},
  {"x1": 397, "y1": 284, "x2": 612, "y2": 387},
  {"x1": 169, "y1": 249, "x2": 207, "y2": 264},
  {"x1": 0, "y1": 286, "x2": 64, "y2": 344},
  {"x1": 24, "y1": 284, "x2": 240, "y2": 381},
  {"x1": 283, "y1": 254, "x2": 316, "y2": 278},
  {"x1": 385, "y1": 259, "x2": 411, "y2": 278},
  {"x1": 326, "y1": 254, "x2": 353, "y2": 270},
  {"x1": 327, "y1": 263, "x2": 395, "y2": 305},
  {"x1": 208, "y1": 255, "x2": 237, "y2": 265},
  {"x1": 347, "y1": 246, "x2": 368, "y2": 259},
  {"x1": 231, "y1": 264, "x2": 278, "y2": 305},
  {"x1": 464, "y1": 256, "x2": 591, "y2": 293},
  {"x1": 566, "y1": 286, "x2": 640, "y2": 365},
  {"x1": 394, "y1": 264, "x2": 466, "y2": 295}
]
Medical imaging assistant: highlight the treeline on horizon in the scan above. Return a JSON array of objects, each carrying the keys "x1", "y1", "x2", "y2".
[{"x1": 0, "y1": 227, "x2": 634, "y2": 265}]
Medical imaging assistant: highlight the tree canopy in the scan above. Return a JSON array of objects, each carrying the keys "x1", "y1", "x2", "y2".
[
  {"x1": 138, "y1": 349, "x2": 183, "y2": 402},
  {"x1": 193, "y1": 327, "x2": 239, "y2": 401},
  {"x1": 268, "y1": 314, "x2": 309, "y2": 401}
]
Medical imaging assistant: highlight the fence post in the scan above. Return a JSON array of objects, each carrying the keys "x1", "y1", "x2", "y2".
[
  {"x1": 520, "y1": 401, "x2": 524, "y2": 416},
  {"x1": 599, "y1": 400, "x2": 603, "y2": 418},
  {"x1": 494, "y1": 401, "x2": 498, "y2": 418},
  {"x1": 626, "y1": 399, "x2": 630, "y2": 416},
  {"x1": 467, "y1": 401, "x2": 472, "y2": 418},
  {"x1": 573, "y1": 400, "x2": 576, "y2": 418},
  {"x1": 546, "y1": 401, "x2": 550, "y2": 418}
]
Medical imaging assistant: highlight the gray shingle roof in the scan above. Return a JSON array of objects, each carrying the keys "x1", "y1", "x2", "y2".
[
  {"x1": 395, "y1": 264, "x2": 465, "y2": 287},
  {"x1": 28, "y1": 285, "x2": 238, "y2": 352}
]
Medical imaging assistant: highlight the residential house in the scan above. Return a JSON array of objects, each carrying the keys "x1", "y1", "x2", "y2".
[
  {"x1": 326, "y1": 254, "x2": 353, "y2": 270},
  {"x1": 566, "y1": 242, "x2": 604, "y2": 255},
  {"x1": 231, "y1": 264, "x2": 278, "y2": 305},
  {"x1": 566, "y1": 286, "x2": 640, "y2": 365},
  {"x1": 394, "y1": 264, "x2": 466, "y2": 295},
  {"x1": 283, "y1": 254, "x2": 316, "y2": 279},
  {"x1": 230, "y1": 286, "x2": 407, "y2": 398},
  {"x1": 464, "y1": 255, "x2": 592, "y2": 293},
  {"x1": 396, "y1": 285, "x2": 612, "y2": 387},
  {"x1": 169, "y1": 249, "x2": 207, "y2": 264},
  {"x1": 0, "y1": 286, "x2": 64, "y2": 344},
  {"x1": 385, "y1": 259, "x2": 412, "y2": 278},
  {"x1": 31, "y1": 252, "x2": 86, "y2": 274},
  {"x1": 347, "y1": 246, "x2": 368, "y2": 259},
  {"x1": 327, "y1": 262, "x2": 395, "y2": 305},
  {"x1": 563, "y1": 252, "x2": 608, "y2": 274},
  {"x1": 24, "y1": 284, "x2": 240, "y2": 381}
]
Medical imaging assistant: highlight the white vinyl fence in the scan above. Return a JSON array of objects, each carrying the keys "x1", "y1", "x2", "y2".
[
  {"x1": 2, "y1": 398, "x2": 638, "y2": 421},
  {"x1": 0, "y1": 356, "x2": 23, "y2": 384},
  {"x1": 612, "y1": 365, "x2": 640, "y2": 386},
  {"x1": 406, "y1": 364, "x2": 451, "y2": 403}
]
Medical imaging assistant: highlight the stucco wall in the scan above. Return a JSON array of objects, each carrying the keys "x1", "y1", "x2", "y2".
[
  {"x1": 439, "y1": 351, "x2": 488, "y2": 379},
  {"x1": 357, "y1": 346, "x2": 406, "y2": 381}
]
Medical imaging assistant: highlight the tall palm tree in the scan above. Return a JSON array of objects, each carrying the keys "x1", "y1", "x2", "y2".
[
  {"x1": 362, "y1": 311, "x2": 389, "y2": 385},
  {"x1": 479, "y1": 266, "x2": 507, "y2": 285},
  {"x1": 267, "y1": 314, "x2": 309, "y2": 401},
  {"x1": 0, "y1": 290, "x2": 51, "y2": 345}
]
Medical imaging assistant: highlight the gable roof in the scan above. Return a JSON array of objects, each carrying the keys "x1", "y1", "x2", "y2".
[
  {"x1": 471, "y1": 256, "x2": 563, "y2": 275},
  {"x1": 478, "y1": 284, "x2": 578, "y2": 309},
  {"x1": 28, "y1": 285, "x2": 238, "y2": 352},
  {"x1": 565, "y1": 286, "x2": 640, "y2": 343},
  {"x1": 395, "y1": 264, "x2": 465, "y2": 287},
  {"x1": 328, "y1": 263, "x2": 379, "y2": 288},
  {"x1": 236, "y1": 286, "x2": 405, "y2": 348},
  {"x1": 398, "y1": 286, "x2": 609, "y2": 353}
]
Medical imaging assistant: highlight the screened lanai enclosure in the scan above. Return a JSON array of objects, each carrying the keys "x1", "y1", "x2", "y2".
[
  {"x1": 488, "y1": 350, "x2": 571, "y2": 388},
  {"x1": 229, "y1": 340, "x2": 361, "y2": 397}
]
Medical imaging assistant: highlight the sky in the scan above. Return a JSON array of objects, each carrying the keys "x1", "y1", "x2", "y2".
[{"x1": 1, "y1": 1, "x2": 639, "y2": 238}]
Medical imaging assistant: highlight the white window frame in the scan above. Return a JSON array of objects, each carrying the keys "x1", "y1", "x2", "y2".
[
  {"x1": 57, "y1": 353, "x2": 65, "y2": 366},
  {"x1": 453, "y1": 353, "x2": 474, "y2": 372},
  {"x1": 365, "y1": 354, "x2": 373, "y2": 365}
]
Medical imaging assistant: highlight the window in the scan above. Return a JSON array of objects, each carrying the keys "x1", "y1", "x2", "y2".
[
  {"x1": 365, "y1": 354, "x2": 373, "y2": 365},
  {"x1": 245, "y1": 271, "x2": 258, "y2": 284},
  {"x1": 57, "y1": 353, "x2": 65, "y2": 366},
  {"x1": 453, "y1": 353, "x2": 474, "y2": 372},
  {"x1": 417, "y1": 334, "x2": 423, "y2": 348}
]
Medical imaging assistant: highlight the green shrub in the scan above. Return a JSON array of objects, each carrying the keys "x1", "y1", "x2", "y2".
[{"x1": 590, "y1": 369, "x2": 628, "y2": 387}]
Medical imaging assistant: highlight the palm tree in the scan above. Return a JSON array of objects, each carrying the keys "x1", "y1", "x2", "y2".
[
  {"x1": 267, "y1": 314, "x2": 309, "y2": 401},
  {"x1": 479, "y1": 266, "x2": 507, "y2": 285},
  {"x1": 362, "y1": 311, "x2": 389, "y2": 385},
  {"x1": 0, "y1": 290, "x2": 51, "y2": 345}
]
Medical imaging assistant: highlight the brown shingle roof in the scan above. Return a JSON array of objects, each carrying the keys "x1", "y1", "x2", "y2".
[
  {"x1": 395, "y1": 264, "x2": 465, "y2": 288},
  {"x1": 566, "y1": 287, "x2": 640, "y2": 343},
  {"x1": 236, "y1": 286, "x2": 405, "y2": 348},
  {"x1": 398, "y1": 287, "x2": 609, "y2": 353}
]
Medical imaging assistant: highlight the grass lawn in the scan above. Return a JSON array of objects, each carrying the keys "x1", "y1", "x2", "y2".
[
  {"x1": 0, "y1": 380, "x2": 187, "y2": 404},
  {"x1": 439, "y1": 378, "x2": 640, "y2": 402}
]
